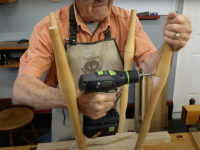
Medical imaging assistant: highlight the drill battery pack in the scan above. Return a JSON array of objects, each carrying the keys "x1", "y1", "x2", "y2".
[{"x1": 83, "y1": 108, "x2": 119, "y2": 138}]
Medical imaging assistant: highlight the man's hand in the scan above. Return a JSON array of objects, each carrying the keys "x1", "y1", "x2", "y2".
[
  {"x1": 77, "y1": 92, "x2": 116, "y2": 120},
  {"x1": 164, "y1": 12, "x2": 192, "y2": 51}
]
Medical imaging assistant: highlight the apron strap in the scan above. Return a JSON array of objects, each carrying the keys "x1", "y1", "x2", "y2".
[
  {"x1": 105, "y1": 29, "x2": 111, "y2": 40},
  {"x1": 69, "y1": 4, "x2": 77, "y2": 45},
  {"x1": 69, "y1": 4, "x2": 112, "y2": 45}
]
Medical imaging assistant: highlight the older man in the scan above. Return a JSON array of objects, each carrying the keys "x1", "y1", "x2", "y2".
[{"x1": 13, "y1": 0, "x2": 192, "y2": 141}]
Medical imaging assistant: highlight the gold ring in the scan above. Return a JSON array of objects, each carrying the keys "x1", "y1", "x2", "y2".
[{"x1": 174, "y1": 33, "x2": 181, "y2": 40}]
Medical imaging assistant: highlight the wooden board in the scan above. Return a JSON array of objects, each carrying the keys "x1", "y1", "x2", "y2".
[
  {"x1": 191, "y1": 131, "x2": 200, "y2": 150},
  {"x1": 1, "y1": 132, "x2": 200, "y2": 150},
  {"x1": 0, "y1": 145, "x2": 36, "y2": 150},
  {"x1": 37, "y1": 132, "x2": 170, "y2": 150},
  {"x1": 144, "y1": 132, "x2": 200, "y2": 150},
  {"x1": 182, "y1": 104, "x2": 200, "y2": 125}
]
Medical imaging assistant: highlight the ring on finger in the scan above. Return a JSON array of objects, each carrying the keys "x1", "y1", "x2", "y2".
[{"x1": 174, "y1": 32, "x2": 181, "y2": 40}]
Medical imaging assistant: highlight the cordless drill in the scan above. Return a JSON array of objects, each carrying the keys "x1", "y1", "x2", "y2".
[{"x1": 78, "y1": 70, "x2": 154, "y2": 138}]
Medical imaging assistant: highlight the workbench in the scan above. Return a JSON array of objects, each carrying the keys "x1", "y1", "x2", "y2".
[{"x1": 0, "y1": 132, "x2": 199, "y2": 150}]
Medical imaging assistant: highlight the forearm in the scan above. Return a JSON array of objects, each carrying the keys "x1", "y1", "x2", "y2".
[
  {"x1": 139, "y1": 44, "x2": 164, "y2": 73},
  {"x1": 13, "y1": 75, "x2": 67, "y2": 110}
]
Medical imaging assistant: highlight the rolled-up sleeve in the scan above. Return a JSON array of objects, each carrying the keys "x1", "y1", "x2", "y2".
[{"x1": 18, "y1": 18, "x2": 54, "y2": 79}]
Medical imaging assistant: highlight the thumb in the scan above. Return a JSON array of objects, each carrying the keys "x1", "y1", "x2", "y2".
[
  {"x1": 76, "y1": 89, "x2": 83, "y2": 97},
  {"x1": 166, "y1": 12, "x2": 178, "y2": 23}
]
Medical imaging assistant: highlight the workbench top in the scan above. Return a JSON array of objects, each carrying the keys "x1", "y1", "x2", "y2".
[
  {"x1": 144, "y1": 132, "x2": 200, "y2": 150},
  {"x1": 0, "y1": 132, "x2": 199, "y2": 150}
]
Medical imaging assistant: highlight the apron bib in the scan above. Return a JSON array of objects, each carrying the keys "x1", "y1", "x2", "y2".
[{"x1": 51, "y1": 4, "x2": 123, "y2": 142}]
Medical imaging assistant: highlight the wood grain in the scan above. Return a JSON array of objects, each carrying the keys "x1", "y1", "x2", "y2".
[
  {"x1": 182, "y1": 104, "x2": 200, "y2": 125},
  {"x1": 118, "y1": 9, "x2": 137, "y2": 133},
  {"x1": 144, "y1": 132, "x2": 200, "y2": 150},
  {"x1": 0, "y1": 145, "x2": 37, "y2": 150},
  {"x1": 134, "y1": 44, "x2": 174, "y2": 150},
  {"x1": 37, "y1": 131, "x2": 170, "y2": 150},
  {"x1": 191, "y1": 132, "x2": 200, "y2": 150},
  {"x1": 0, "y1": 107, "x2": 33, "y2": 131},
  {"x1": 2, "y1": 132, "x2": 200, "y2": 150},
  {"x1": 48, "y1": 13, "x2": 86, "y2": 150}
]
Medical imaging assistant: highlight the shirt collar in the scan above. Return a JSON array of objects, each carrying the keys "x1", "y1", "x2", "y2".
[{"x1": 73, "y1": 2, "x2": 111, "y2": 34}]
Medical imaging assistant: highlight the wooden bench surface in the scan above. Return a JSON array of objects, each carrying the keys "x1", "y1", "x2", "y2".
[
  {"x1": 144, "y1": 132, "x2": 200, "y2": 150},
  {"x1": 0, "y1": 132, "x2": 199, "y2": 150}
]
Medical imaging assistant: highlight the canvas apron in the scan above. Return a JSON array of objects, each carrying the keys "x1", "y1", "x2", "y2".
[{"x1": 51, "y1": 5, "x2": 123, "y2": 142}]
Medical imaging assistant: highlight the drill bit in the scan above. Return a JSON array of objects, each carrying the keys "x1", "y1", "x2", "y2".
[
  {"x1": 139, "y1": 72, "x2": 155, "y2": 79},
  {"x1": 142, "y1": 72, "x2": 155, "y2": 76}
]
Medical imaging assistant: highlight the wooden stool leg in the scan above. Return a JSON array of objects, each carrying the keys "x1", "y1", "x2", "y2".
[
  {"x1": 30, "y1": 123, "x2": 39, "y2": 144},
  {"x1": 20, "y1": 128, "x2": 34, "y2": 145},
  {"x1": 8, "y1": 131, "x2": 14, "y2": 146}
]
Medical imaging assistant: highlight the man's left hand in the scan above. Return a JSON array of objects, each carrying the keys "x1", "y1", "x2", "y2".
[{"x1": 164, "y1": 12, "x2": 192, "y2": 51}]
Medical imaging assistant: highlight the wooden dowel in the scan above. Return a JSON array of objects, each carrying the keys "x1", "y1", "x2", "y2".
[
  {"x1": 49, "y1": 12, "x2": 57, "y2": 26},
  {"x1": 134, "y1": 44, "x2": 173, "y2": 150},
  {"x1": 118, "y1": 9, "x2": 137, "y2": 133},
  {"x1": 48, "y1": 13, "x2": 86, "y2": 150}
]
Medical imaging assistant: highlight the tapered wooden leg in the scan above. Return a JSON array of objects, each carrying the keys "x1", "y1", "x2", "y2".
[
  {"x1": 20, "y1": 128, "x2": 34, "y2": 145},
  {"x1": 8, "y1": 131, "x2": 14, "y2": 146},
  {"x1": 30, "y1": 123, "x2": 39, "y2": 144}
]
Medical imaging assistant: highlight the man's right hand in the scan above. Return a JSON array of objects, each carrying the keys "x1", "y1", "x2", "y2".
[{"x1": 77, "y1": 92, "x2": 116, "y2": 120}]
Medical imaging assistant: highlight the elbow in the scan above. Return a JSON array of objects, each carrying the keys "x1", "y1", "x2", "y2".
[
  {"x1": 12, "y1": 76, "x2": 26, "y2": 104},
  {"x1": 13, "y1": 78, "x2": 22, "y2": 104}
]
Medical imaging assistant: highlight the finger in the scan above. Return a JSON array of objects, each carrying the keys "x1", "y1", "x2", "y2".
[
  {"x1": 89, "y1": 101, "x2": 114, "y2": 120},
  {"x1": 104, "y1": 101, "x2": 114, "y2": 112},
  {"x1": 104, "y1": 93, "x2": 116, "y2": 102},
  {"x1": 164, "y1": 36, "x2": 186, "y2": 51},
  {"x1": 93, "y1": 101, "x2": 114, "y2": 114},
  {"x1": 167, "y1": 12, "x2": 178, "y2": 20},
  {"x1": 92, "y1": 112, "x2": 107, "y2": 120},
  {"x1": 167, "y1": 13, "x2": 191, "y2": 25},
  {"x1": 76, "y1": 89, "x2": 83, "y2": 97},
  {"x1": 95, "y1": 92, "x2": 116, "y2": 103},
  {"x1": 166, "y1": 24, "x2": 192, "y2": 33},
  {"x1": 164, "y1": 30, "x2": 190, "y2": 41},
  {"x1": 93, "y1": 104, "x2": 114, "y2": 120}
]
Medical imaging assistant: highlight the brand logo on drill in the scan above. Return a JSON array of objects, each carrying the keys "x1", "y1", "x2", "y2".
[{"x1": 96, "y1": 82, "x2": 102, "y2": 89}]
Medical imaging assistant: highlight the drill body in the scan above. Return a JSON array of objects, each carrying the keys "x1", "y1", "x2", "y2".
[
  {"x1": 78, "y1": 70, "x2": 147, "y2": 138},
  {"x1": 79, "y1": 70, "x2": 141, "y2": 93}
]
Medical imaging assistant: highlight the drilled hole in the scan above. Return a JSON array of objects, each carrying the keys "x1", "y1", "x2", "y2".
[{"x1": 176, "y1": 135, "x2": 183, "y2": 138}]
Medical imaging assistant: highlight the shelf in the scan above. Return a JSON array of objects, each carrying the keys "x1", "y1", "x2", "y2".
[
  {"x1": 0, "y1": 41, "x2": 28, "y2": 68},
  {"x1": 0, "y1": 0, "x2": 18, "y2": 4},
  {"x1": 0, "y1": 61, "x2": 19, "y2": 68},
  {"x1": 0, "y1": 65, "x2": 19, "y2": 68},
  {"x1": 138, "y1": 15, "x2": 160, "y2": 20},
  {"x1": 0, "y1": 41, "x2": 28, "y2": 51}
]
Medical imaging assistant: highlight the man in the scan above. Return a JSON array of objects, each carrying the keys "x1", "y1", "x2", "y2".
[{"x1": 13, "y1": 0, "x2": 192, "y2": 141}]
